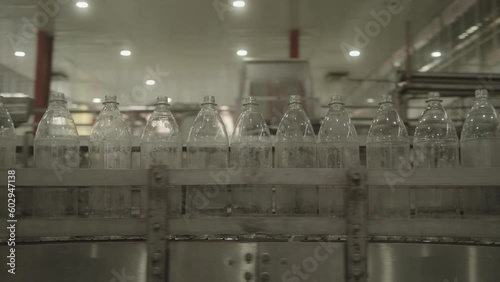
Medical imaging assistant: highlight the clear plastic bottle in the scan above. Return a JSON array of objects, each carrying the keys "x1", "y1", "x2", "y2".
[
  {"x1": 460, "y1": 89, "x2": 500, "y2": 215},
  {"x1": 461, "y1": 89, "x2": 500, "y2": 167},
  {"x1": 413, "y1": 92, "x2": 460, "y2": 217},
  {"x1": 366, "y1": 94, "x2": 410, "y2": 218},
  {"x1": 317, "y1": 95, "x2": 359, "y2": 168},
  {"x1": 186, "y1": 95, "x2": 229, "y2": 215},
  {"x1": 230, "y1": 96, "x2": 272, "y2": 214},
  {"x1": 275, "y1": 95, "x2": 316, "y2": 214},
  {"x1": 317, "y1": 95, "x2": 359, "y2": 217},
  {"x1": 140, "y1": 96, "x2": 182, "y2": 168},
  {"x1": 89, "y1": 95, "x2": 132, "y2": 217},
  {"x1": 34, "y1": 92, "x2": 80, "y2": 217},
  {"x1": 0, "y1": 96, "x2": 16, "y2": 167}
]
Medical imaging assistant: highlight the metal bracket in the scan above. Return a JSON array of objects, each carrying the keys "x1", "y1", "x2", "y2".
[
  {"x1": 147, "y1": 166, "x2": 169, "y2": 282},
  {"x1": 346, "y1": 169, "x2": 368, "y2": 282}
]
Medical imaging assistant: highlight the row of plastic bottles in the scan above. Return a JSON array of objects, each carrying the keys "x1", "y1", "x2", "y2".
[
  {"x1": 0, "y1": 89, "x2": 498, "y2": 216},
  {"x1": 1, "y1": 90, "x2": 497, "y2": 169}
]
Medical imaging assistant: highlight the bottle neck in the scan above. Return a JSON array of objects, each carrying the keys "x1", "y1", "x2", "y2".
[
  {"x1": 289, "y1": 102, "x2": 303, "y2": 110},
  {"x1": 49, "y1": 100, "x2": 66, "y2": 108},
  {"x1": 155, "y1": 103, "x2": 170, "y2": 112},
  {"x1": 103, "y1": 102, "x2": 119, "y2": 111},
  {"x1": 427, "y1": 100, "x2": 442, "y2": 109},
  {"x1": 379, "y1": 102, "x2": 394, "y2": 110},
  {"x1": 243, "y1": 103, "x2": 258, "y2": 112},
  {"x1": 329, "y1": 103, "x2": 344, "y2": 111},
  {"x1": 202, "y1": 103, "x2": 217, "y2": 110}
]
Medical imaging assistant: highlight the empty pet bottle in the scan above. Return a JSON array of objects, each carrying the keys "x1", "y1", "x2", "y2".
[
  {"x1": 317, "y1": 95, "x2": 359, "y2": 168},
  {"x1": 275, "y1": 95, "x2": 316, "y2": 214},
  {"x1": 366, "y1": 94, "x2": 410, "y2": 218},
  {"x1": 89, "y1": 95, "x2": 132, "y2": 217},
  {"x1": 140, "y1": 96, "x2": 182, "y2": 168},
  {"x1": 461, "y1": 89, "x2": 500, "y2": 215},
  {"x1": 461, "y1": 89, "x2": 500, "y2": 167},
  {"x1": 34, "y1": 92, "x2": 80, "y2": 217},
  {"x1": 186, "y1": 95, "x2": 229, "y2": 215},
  {"x1": 317, "y1": 95, "x2": 359, "y2": 217},
  {"x1": 413, "y1": 92, "x2": 459, "y2": 217},
  {"x1": 230, "y1": 96, "x2": 272, "y2": 214}
]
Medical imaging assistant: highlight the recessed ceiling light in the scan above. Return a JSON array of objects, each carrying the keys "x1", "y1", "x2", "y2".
[
  {"x1": 167, "y1": 97, "x2": 172, "y2": 103},
  {"x1": 76, "y1": 1, "x2": 88, "y2": 8},
  {"x1": 145, "y1": 79, "x2": 156, "y2": 86},
  {"x1": 367, "y1": 98, "x2": 375, "y2": 104},
  {"x1": 120, "y1": 50, "x2": 132, "y2": 56},
  {"x1": 14, "y1": 51, "x2": 25, "y2": 57},
  {"x1": 236, "y1": 50, "x2": 248, "y2": 56},
  {"x1": 92, "y1": 98, "x2": 102, "y2": 103},
  {"x1": 431, "y1": 51, "x2": 442, "y2": 58},
  {"x1": 233, "y1": 1, "x2": 246, "y2": 8},
  {"x1": 349, "y1": 50, "x2": 360, "y2": 57}
]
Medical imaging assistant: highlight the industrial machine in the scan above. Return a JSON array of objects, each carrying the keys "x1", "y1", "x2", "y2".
[{"x1": 1, "y1": 166, "x2": 499, "y2": 282}]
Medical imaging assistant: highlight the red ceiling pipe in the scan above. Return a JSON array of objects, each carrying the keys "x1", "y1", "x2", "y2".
[
  {"x1": 289, "y1": 29, "x2": 299, "y2": 59},
  {"x1": 34, "y1": 30, "x2": 54, "y2": 130}
]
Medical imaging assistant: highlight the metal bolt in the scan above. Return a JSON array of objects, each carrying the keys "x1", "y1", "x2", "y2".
[
  {"x1": 154, "y1": 222, "x2": 161, "y2": 231},
  {"x1": 152, "y1": 266, "x2": 161, "y2": 276},
  {"x1": 351, "y1": 173, "x2": 361, "y2": 185},
  {"x1": 152, "y1": 251, "x2": 162, "y2": 262},
  {"x1": 352, "y1": 223, "x2": 360, "y2": 231},
  {"x1": 154, "y1": 172, "x2": 162, "y2": 183},
  {"x1": 280, "y1": 258, "x2": 288, "y2": 265},
  {"x1": 352, "y1": 253, "x2": 362, "y2": 262},
  {"x1": 259, "y1": 272, "x2": 270, "y2": 281},
  {"x1": 244, "y1": 271, "x2": 253, "y2": 281},
  {"x1": 245, "y1": 253, "x2": 253, "y2": 263},
  {"x1": 261, "y1": 253, "x2": 271, "y2": 263},
  {"x1": 228, "y1": 259, "x2": 234, "y2": 266},
  {"x1": 352, "y1": 268, "x2": 364, "y2": 277}
]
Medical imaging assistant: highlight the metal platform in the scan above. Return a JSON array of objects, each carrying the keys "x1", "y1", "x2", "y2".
[
  {"x1": 1, "y1": 168, "x2": 499, "y2": 282},
  {"x1": 1, "y1": 242, "x2": 500, "y2": 282}
]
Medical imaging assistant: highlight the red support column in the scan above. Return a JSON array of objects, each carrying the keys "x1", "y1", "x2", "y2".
[
  {"x1": 289, "y1": 29, "x2": 300, "y2": 59},
  {"x1": 34, "y1": 30, "x2": 54, "y2": 127}
]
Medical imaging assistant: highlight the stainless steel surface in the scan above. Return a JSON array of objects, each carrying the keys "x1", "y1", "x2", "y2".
[
  {"x1": 0, "y1": 242, "x2": 148, "y2": 282},
  {"x1": 0, "y1": 218, "x2": 146, "y2": 241},
  {"x1": 256, "y1": 242, "x2": 345, "y2": 282},
  {"x1": 169, "y1": 242, "x2": 258, "y2": 282},
  {"x1": 6, "y1": 168, "x2": 500, "y2": 187},
  {"x1": 6, "y1": 168, "x2": 149, "y2": 187},
  {"x1": 166, "y1": 217, "x2": 346, "y2": 236},
  {"x1": 368, "y1": 243, "x2": 500, "y2": 282},
  {"x1": 147, "y1": 167, "x2": 169, "y2": 282},
  {"x1": 5, "y1": 217, "x2": 500, "y2": 243},
  {"x1": 346, "y1": 170, "x2": 368, "y2": 282},
  {"x1": 369, "y1": 219, "x2": 500, "y2": 239},
  {"x1": 365, "y1": 168, "x2": 500, "y2": 187},
  {"x1": 1, "y1": 168, "x2": 499, "y2": 281},
  {"x1": 2, "y1": 242, "x2": 499, "y2": 282}
]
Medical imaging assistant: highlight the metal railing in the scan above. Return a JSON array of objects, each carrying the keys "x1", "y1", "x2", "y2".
[{"x1": 1, "y1": 168, "x2": 500, "y2": 282}]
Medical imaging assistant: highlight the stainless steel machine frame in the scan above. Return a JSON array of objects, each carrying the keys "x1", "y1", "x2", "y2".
[{"x1": 2, "y1": 168, "x2": 500, "y2": 282}]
